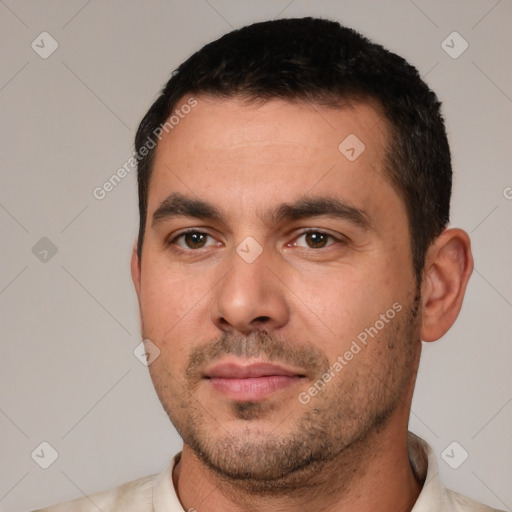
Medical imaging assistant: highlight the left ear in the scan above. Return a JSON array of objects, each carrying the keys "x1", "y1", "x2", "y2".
[
  {"x1": 131, "y1": 241, "x2": 142, "y2": 299},
  {"x1": 420, "y1": 228, "x2": 473, "y2": 342}
]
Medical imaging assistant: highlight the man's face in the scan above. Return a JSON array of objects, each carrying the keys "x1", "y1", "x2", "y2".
[{"x1": 132, "y1": 97, "x2": 421, "y2": 488}]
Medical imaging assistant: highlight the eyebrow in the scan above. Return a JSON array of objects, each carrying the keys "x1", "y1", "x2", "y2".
[
  {"x1": 270, "y1": 196, "x2": 372, "y2": 230},
  {"x1": 152, "y1": 193, "x2": 222, "y2": 227},
  {"x1": 151, "y1": 192, "x2": 372, "y2": 230}
]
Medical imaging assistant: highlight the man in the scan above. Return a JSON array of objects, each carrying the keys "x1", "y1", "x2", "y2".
[{"x1": 36, "y1": 17, "x2": 502, "y2": 512}]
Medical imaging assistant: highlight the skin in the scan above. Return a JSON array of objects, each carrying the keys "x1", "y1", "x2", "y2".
[{"x1": 131, "y1": 96, "x2": 473, "y2": 512}]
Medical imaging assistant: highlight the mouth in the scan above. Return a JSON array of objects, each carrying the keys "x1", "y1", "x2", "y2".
[{"x1": 204, "y1": 360, "x2": 307, "y2": 401}]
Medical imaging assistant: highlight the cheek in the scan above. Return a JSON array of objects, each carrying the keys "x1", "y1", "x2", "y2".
[
  {"x1": 139, "y1": 261, "x2": 209, "y2": 335},
  {"x1": 290, "y1": 261, "x2": 409, "y2": 359}
]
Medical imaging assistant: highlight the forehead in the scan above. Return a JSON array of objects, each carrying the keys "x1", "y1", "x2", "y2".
[
  {"x1": 148, "y1": 96, "x2": 399, "y2": 223},
  {"x1": 157, "y1": 95, "x2": 388, "y2": 160}
]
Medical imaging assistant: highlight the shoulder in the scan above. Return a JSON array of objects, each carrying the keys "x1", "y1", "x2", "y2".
[
  {"x1": 407, "y1": 432, "x2": 505, "y2": 512},
  {"x1": 33, "y1": 473, "x2": 157, "y2": 512},
  {"x1": 443, "y1": 488, "x2": 506, "y2": 512}
]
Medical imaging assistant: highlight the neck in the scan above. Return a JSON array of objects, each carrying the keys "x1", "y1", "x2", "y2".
[{"x1": 172, "y1": 416, "x2": 422, "y2": 512}]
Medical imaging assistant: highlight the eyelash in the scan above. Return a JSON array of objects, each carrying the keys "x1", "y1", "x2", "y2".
[
  {"x1": 168, "y1": 228, "x2": 346, "y2": 251},
  {"x1": 168, "y1": 229, "x2": 219, "y2": 250}
]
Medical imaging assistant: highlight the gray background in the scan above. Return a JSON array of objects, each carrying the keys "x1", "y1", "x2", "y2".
[{"x1": 1, "y1": 1, "x2": 511, "y2": 511}]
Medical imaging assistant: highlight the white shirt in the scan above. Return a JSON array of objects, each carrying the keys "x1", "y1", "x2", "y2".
[{"x1": 33, "y1": 432, "x2": 503, "y2": 512}]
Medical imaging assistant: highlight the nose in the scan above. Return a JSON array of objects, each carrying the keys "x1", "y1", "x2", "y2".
[{"x1": 210, "y1": 248, "x2": 290, "y2": 334}]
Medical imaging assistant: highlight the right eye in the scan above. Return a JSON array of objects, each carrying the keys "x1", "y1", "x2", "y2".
[{"x1": 169, "y1": 230, "x2": 220, "y2": 250}]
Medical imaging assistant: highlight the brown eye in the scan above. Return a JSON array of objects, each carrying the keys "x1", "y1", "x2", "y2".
[
  {"x1": 171, "y1": 231, "x2": 217, "y2": 250},
  {"x1": 304, "y1": 232, "x2": 329, "y2": 248},
  {"x1": 289, "y1": 230, "x2": 344, "y2": 250},
  {"x1": 183, "y1": 232, "x2": 207, "y2": 248}
]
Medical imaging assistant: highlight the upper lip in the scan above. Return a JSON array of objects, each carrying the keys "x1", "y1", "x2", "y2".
[{"x1": 204, "y1": 361, "x2": 305, "y2": 379}]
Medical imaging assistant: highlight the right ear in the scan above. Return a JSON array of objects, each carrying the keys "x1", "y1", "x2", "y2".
[{"x1": 131, "y1": 241, "x2": 141, "y2": 298}]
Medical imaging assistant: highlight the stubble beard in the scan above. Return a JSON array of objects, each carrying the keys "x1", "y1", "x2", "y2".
[{"x1": 150, "y1": 293, "x2": 421, "y2": 494}]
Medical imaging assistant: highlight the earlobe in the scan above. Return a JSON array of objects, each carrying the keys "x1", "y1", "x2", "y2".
[
  {"x1": 420, "y1": 228, "x2": 473, "y2": 342},
  {"x1": 131, "y1": 242, "x2": 142, "y2": 297}
]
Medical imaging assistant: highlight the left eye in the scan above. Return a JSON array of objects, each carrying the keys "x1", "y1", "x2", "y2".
[
  {"x1": 292, "y1": 231, "x2": 337, "y2": 249},
  {"x1": 171, "y1": 231, "x2": 218, "y2": 249}
]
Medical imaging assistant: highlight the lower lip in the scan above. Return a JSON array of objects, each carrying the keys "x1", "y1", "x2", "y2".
[{"x1": 208, "y1": 375, "x2": 302, "y2": 401}]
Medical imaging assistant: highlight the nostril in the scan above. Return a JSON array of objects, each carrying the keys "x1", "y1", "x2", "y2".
[
  {"x1": 218, "y1": 318, "x2": 231, "y2": 328},
  {"x1": 253, "y1": 316, "x2": 271, "y2": 324}
]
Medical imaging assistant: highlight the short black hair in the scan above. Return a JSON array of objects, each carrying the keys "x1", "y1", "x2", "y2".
[{"x1": 135, "y1": 17, "x2": 451, "y2": 281}]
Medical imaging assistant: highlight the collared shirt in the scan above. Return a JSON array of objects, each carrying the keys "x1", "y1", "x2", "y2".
[{"x1": 33, "y1": 432, "x2": 503, "y2": 512}]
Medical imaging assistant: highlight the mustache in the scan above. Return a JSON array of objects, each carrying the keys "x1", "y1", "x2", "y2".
[{"x1": 186, "y1": 330, "x2": 330, "y2": 382}]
